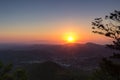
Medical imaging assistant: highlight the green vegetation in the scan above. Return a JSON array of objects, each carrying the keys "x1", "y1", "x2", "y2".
[{"x1": 0, "y1": 61, "x2": 27, "y2": 80}]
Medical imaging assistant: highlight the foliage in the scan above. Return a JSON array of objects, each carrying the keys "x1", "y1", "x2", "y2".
[
  {"x1": 91, "y1": 58, "x2": 120, "y2": 80},
  {"x1": 14, "y1": 68, "x2": 28, "y2": 80},
  {"x1": 92, "y1": 10, "x2": 120, "y2": 50},
  {"x1": 0, "y1": 61, "x2": 27, "y2": 80}
]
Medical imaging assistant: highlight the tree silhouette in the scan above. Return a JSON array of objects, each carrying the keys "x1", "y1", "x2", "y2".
[
  {"x1": 92, "y1": 10, "x2": 120, "y2": 50},
  {"x1": 91, "y1": 10, "x2": 120, "y2": 80}
]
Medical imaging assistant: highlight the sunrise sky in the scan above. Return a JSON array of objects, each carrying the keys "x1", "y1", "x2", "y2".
[{"x1": 0, "y1": 0, "x2": 120, "y2": 44}]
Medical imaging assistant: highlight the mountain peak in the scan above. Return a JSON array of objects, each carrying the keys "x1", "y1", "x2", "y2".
[{"x1": 86, "y1": 42, "x2": 101, "y2": 46}]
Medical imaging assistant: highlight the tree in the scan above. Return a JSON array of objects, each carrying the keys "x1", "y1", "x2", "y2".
[
  {"x1": 92, "y1": 10, "x2": 120, "y2": 50},
  {"x1": 91, "y1": 10, "x2": 120, "y2": 80},
  {"x1": 91, "y1": 58, "x2": 120, "y2": 80},
  {"x1": 0, "y1": 61, "x2": 13, "y2": 80},
  {"x1": 14, "y1": 69, "x2": 28, "y2": 80},
  {"x1": 0, "y1": 61, "x2": 27, "y2": 80}
]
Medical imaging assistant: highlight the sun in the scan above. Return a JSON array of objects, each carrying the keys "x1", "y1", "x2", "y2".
[
  {"x1": 67, "y1": 36, "x2": 75, "y2": 43},
  {"x1": 62, "y1": 32, "x2": 78, "y2": 43}
]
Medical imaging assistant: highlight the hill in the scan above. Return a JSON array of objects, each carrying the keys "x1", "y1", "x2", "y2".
[
  {"x1": 25, "y1": 61, "x2": 67, "y2": 80},
  {"x1": 0, "y1": 42, "x2": 113, "y2": 70},
  {"x1": 25, "y1": 61, "x2": 89, "y2": 80}
]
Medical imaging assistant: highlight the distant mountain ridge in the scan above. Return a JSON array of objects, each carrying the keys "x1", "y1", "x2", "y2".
[
  {"x1": 0, "y1": 42, "x2": 113, "y2": 70},
  {"x1": 0, "y1": 42, "x2": 102, "y2": 49}
]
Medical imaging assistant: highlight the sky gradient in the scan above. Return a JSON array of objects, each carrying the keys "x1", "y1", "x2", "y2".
[{"x1": 0, "y1": 0, "x2": 120, "y2": 44}]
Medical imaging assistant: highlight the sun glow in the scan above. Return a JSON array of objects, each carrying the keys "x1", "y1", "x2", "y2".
[
  {"x1": 67, "y1": 36, "x2": 75, "y2": 42},
  {"x1": 62, "y1": 32, "x2": 79, "y2": 43}
]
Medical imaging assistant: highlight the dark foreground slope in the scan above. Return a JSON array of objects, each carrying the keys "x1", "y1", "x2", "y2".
[{"x1": 25, "y1": 61, "x2": 90, "y2": 80}]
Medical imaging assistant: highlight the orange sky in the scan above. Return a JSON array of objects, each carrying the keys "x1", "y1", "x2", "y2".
[
  {"x1": 0, "y1": 18, "x2": 112, "y2": 44},
  {"x1": 0, "y1": 0, "x2": 118, "y2": 44}
]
